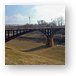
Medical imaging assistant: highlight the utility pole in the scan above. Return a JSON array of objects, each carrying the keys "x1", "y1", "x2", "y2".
[
  {"x1": 61, "y1": 16, "x2": 62, "y2": 26},
  {"x1": 29, "y1": 16, "x2": 30, "y2": 24}
]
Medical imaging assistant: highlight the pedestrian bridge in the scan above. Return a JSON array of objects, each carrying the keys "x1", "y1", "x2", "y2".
[{"x1": 5, "y1": 26, "x2": 65, "y2": 47}]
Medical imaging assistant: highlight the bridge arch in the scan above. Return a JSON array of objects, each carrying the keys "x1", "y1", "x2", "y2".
[{"x1": 17, "y1": 30, "x2": 48, "y2": 44}]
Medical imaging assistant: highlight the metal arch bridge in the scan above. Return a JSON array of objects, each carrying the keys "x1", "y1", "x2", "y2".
[{"x1": 5, "y1": 26, "x2": 65, "y2": 47}]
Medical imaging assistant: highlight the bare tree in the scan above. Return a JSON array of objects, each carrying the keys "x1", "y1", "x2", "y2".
[
  {"x1": 56, "y1": 16, "x2": 64, "y2": 26},
  {"x1": 37, "y1": 20, "x2": 47, "y2": 25}
]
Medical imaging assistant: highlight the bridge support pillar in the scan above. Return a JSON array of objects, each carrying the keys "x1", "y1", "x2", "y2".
[{"x1": 46, "y1": 37, "x2": 54, "y2": 47}]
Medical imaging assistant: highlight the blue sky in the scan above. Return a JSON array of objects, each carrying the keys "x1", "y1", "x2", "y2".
[
  {"x1": 5, "y1": 5, "x2": 35, "y2": 16},
  {"x1": 5, "y1": 5, "x2": 65, "y2": 24}
]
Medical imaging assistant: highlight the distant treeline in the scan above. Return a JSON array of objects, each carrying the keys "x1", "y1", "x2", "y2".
[{"x1": 5, "y1": 24, "x2": 65, "y2": 30}]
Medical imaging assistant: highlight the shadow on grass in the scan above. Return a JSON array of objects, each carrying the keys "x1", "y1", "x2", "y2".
[
  {"x1": 22, "y1": 45, "x2": 49, "y2": 52},
  {"x1": 17, "y1": 36, "x2": 46, "y2": 43}
]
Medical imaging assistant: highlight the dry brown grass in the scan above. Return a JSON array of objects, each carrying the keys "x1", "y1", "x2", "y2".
[
  {"x1": 5, "y1": 38, "x2": 65, "y2": 65},
  {"x1": 5, "y1": 33, "x2": 65, "y2": 65}
]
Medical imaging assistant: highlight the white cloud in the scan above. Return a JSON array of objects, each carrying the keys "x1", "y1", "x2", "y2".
[
  {"x1": 10, "y1": 14, "x2": 25, "y2": 20},
  {"x1": 32, "y1": 5, "x2": 65, "y2": 23},
  {"x1": 5, "y1": 13, "x2": 29, "y2": 24},
  {"x1": 6, "y1": 13, "x2": 27, "y2": 21}
]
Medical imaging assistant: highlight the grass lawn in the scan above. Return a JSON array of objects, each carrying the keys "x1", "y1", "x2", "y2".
[{"x1": 5, "y1": 33, "x2": 65, "y2": 65}]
